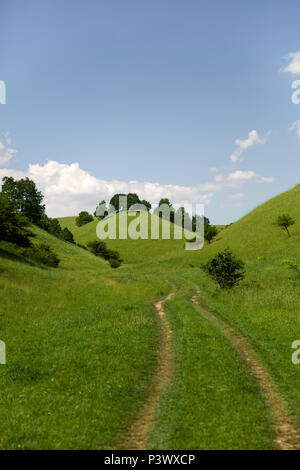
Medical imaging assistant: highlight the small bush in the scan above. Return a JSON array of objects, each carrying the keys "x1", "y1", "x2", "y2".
[
  {"x1": 109, "y1": 258, "x2": 121, "y2": 268},
  {"x1": 202, "y1": 248, "x2": 245, "y2": 289},
  {"x1": 87, "y1": 240, "x2": 123, "y2": 268},
  {"x1": 23, "y1": 243, "x2": 60, "y2": 267},
  {"x1": 60, "y1": 227, "x2": 75, "y2": 243},
  {"x1": 76, "y1": 211, "x2": 94, "y2": 227}
]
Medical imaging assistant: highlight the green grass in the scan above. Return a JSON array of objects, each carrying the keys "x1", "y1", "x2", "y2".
[
  {"x1": 0, "y1": 228, "x2": 170, "y2": 449},
  {"x1": 1, "y1": 182, "x2": 300, "y2": 448}
]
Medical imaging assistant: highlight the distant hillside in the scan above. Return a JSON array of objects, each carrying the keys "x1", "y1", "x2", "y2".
[
  {"x1": 198, "y1": 183, "x2": 300, "y2": 261},
  {"x1": 59, "y1": 212, "x2": 195, "y2": 265}
]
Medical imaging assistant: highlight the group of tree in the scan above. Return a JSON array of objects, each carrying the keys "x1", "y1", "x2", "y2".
[
  {"x1": 40, "y1": 215, "x2": 75, "y2": 243},
  {"x1": 107, "y1": 193, "x2": 151, "y2": 214},
  {"x1": 0, "y1": 176, "x2": 80, "y2": 267},
  {"x1": 1, "y1": 176, "x2": 75, "y2": 244},
  {"x1": 1, "y1": 176, "x2": 45, "y2": 225}
]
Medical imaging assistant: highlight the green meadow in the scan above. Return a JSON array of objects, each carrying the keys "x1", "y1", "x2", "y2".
[{"x1": 1, "y1": 183, "x2": 300, "y2": 449}]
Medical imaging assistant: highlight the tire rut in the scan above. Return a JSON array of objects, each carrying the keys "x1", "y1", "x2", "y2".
[
  {"x1": 119, "y1": 291, "x2": 175, "y2": 450},
  {"x1": 191, "y1": 290, "x2": 300, "y2": 450}
]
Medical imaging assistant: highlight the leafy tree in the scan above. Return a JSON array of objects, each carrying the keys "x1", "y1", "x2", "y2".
[
  {"x1": 75, "y1": 211, "x2": 94, "y2": 227},
  {"x1": 140, "y1": 199, "x2": 151, "y2": 212},
  {"x1": 204, "y1": 223, "x2": 218, "y2": 244},
  {"x1": 1, "y1": 176, "x2": 45, "y2": 224},
  {"x1": 191, "y1": 215, "x2": 209, "y2": 232},
  {"x1": 109, "y1": 193, "x2": 142, "y2": 212},
  {"x1": 275, "y1": 214, "x2": 295, "y2": 237},
  {"x1": 174, "y1": 207, "x2": 192, "y2": 229},
  {"x1": 202, "y1": 249, "x2": 245, "y2": 289},
  {"x1": 0, "y1": 193, "x2": 32, "y2": 247},
  {"x1": 60, "y1": 227, "x2": 75, "y2": 243},
  {"x1": 109, "y1": 193, "x2": 126, "y2": 212},
  {"x1": 127, "y1": 193, "x2": 141, "y2": 210},
  {"x1": 154, "y1": 198, "x2": 175, "y2": 222},
  {"x1": 48, "y1": 218, "x2": 62, "y2": 238},
  {"x1": 94, "y1": 200, "x2": 108, "y2": 218}
]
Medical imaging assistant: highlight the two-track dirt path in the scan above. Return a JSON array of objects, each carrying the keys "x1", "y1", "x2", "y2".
[
  {"x1": 119, "y1": 291, "x2": 175, "y2": 450},
  {"x1": 191, "y1": 290, "x2": 300, "y2": 450}
]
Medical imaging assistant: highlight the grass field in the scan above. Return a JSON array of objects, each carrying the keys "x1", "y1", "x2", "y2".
[{"x1": 1, "y1": 183, "x2": 300, "y2": 449}]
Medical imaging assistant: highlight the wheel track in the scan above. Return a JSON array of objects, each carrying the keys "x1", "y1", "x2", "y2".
[
  {"x1": 191, "y1": 290, "x2": 300, "y2": 450},
  {"x1": 119, "y1": 291, "x2": 175, "y2": 450}
]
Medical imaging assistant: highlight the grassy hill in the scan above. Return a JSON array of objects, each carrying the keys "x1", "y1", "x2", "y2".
[
  {"x1": 1, "y1": 183, "x2": 300, "y2": 449},
  {"x1": 200, "y1": 183, "x2": 300, "y2": 261},
  {"x1": 59, "y1": 212, "x2": 196, "y2": 267}
]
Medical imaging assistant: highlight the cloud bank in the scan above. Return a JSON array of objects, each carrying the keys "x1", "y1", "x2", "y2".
[{"x1": 0, "y1": 160, "x2": 275, "y2": 217}]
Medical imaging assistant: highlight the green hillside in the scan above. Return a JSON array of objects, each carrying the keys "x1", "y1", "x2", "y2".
[
  {"x1": 199, "y1": 183, "x2": 300, "y2": 261},
  {"x1": 1, "y1": 184, "x2": 300, "y2": 449}
]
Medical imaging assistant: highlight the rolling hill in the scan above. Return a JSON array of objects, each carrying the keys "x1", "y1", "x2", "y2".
[{"x1": 1, "y1": 183, "x2": 300, "y2": 449}]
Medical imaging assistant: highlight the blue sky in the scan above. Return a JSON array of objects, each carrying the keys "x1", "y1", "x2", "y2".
[{"x1": 1, "y1": 0, "x2": 300, "y2": 222}]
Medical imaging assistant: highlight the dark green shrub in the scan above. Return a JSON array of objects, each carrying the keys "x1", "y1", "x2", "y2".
[
  {"x1": 87, "y1": 240, "x2": 123, "y2": 268},
  {"x1": 109, "y1": 258, "x2": 121, "y2": 268},
  {"x1": 24, "y1": 243, "x2": 60, "y2": 267},
  {"x1": 60, "y1": 227, "x2": 75, "y2": 243},
  {"x1": 202, "y1": 249, "x2": 245, "y2": 289},
  {"x1": 48, "y1": 218, "x2": 62, "y2": 238},
  {"x1": 75, "y1": 211, "x2": 94, "y2": 227},
  {"x1": 87, "y1": 240, "x2": 107, "y2": 257},
  {"x1": 204, "y1": 224, "x2": 218, "y2": 244}
]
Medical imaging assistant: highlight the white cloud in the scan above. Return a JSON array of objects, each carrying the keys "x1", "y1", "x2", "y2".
[
  {"x1": 289, "y1": 119, "x2": 300, "y2": 138},
  {"x1": 230, "y1": 129, "x2": 270, "y2": 163},
  {"x1": 227, "y1": 170, "x2": 257, "y2": 181},
  {"x1": 227, "y1": 170, "x2": 275, "y2": 183},
  {"x1": 283, "y1": 52, "x2": 300, "y2": 75},
  {"x1": 0, "y1": 132, "x2": 17, "y2": 166},
  {"x1": 0, "y1": 161, "x2": 214, "y2": 217}
]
